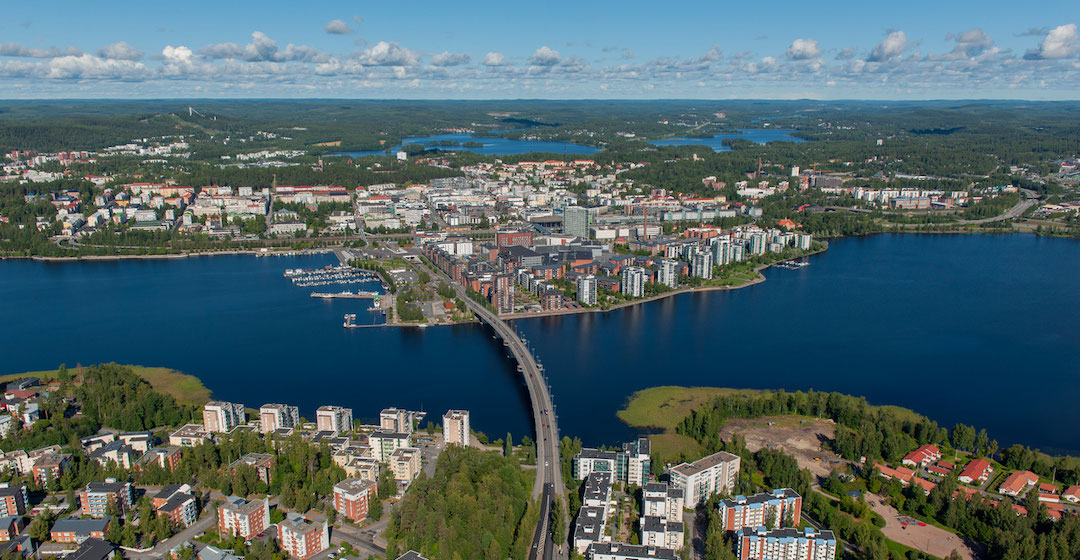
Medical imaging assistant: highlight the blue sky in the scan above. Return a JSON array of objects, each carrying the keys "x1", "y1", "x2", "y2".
[{"x1": 0, "y1": 0, "x2": 1078, "y2": 99}]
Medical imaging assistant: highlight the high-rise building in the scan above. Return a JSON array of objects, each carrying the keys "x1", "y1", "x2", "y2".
[
  {"x1": 795, "y1": 233, "x2": 812, "y2": 250},
  {"x1": 442, "y1": 410, "x2": 471, "y2": 447},
  {"x1": 316, "y1": 406, "x2": 353, "y2": 435},
  {"x1": 749, "y1": 233, "x2": 766, "y2": 255},
  {"x1": 657, "y1": 259, "x2": 679, "y2": 289},
  {"x1": 203, "y1": 402, "x2": 245, "y2": 434},
  {"x1": 259, "y1": 404, "x2": 299, "y2": 434},
  {"x1": 691, "y1": 251, "x2": 713, "y2": 279},
  {"x1": 380, "y1": 408, "x2": 414, "y2": 434},
  {"x1": 564, "y1": 206, "x2": 598, "y2": 239},
  {"x1": 573, "y1": 437, "x2": 651, "y2": 486},
  {"x1": 735, "y1": 527, "x2": 836, "y2": 560},
  {"x1": 712, "y1": 238, "x2": 732, "y2": 266},
  {"x1": 668, "y1": 451, "x2": 741, "y2": 506},
  {"x1": 577, "y1": 275, "x2": 598, "y2": 306},
  {"x1": 493, "y1": 273, "x2": 515, "y2": 314},
  {"x1": 621, "y1": 266, "x2": 646, "y2": 298},
  {"x1": 718, "y1": 489, "x2": 802, "y2": 533}
]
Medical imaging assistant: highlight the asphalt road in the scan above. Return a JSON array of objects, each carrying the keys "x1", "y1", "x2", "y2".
[{"x1": 429, "y1": 262, "x2": 566, "y2": 560}]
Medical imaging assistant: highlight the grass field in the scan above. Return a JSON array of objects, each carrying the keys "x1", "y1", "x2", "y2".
[
  {"x1": 617, "y1": 386, "x2": 764, "y2": 460},
  {"x1": 0, "y1": 364, "x2": 211, "y2": 405}
]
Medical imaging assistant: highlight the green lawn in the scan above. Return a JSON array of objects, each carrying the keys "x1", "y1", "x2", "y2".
[
  {"x1": 0, "y1": 364, "x2": 211, "y2": 405},
  {"x1": 886, "y1": 538, "x2": 942, "y2": 559},
  {"x1": 617, "y1": 386, "x2": 763, "y2": 431}
]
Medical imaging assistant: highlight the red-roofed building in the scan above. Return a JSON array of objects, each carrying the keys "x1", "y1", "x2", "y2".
[
  {"x1": 901, "y1": 445, "x2": 941, "y2": 468},
  {"x1": 776, "y1": 219, "x2": 797, "y2": 231},
  {"x1": 958, "y1": 459, "x2": 993, "y2": 485},
  {"x1": 1063, "y1": 485, "x2": 1080, "y2": 504},
  {"x1": 1038, "y1": 483, "x2": 1059, "y2": 503},
  {"x1": 911, "y1": 477, "x2": 937, "y2": 496},
  {"x1": 998, "y1": 471, "x2": 1038, "y2": 496},
  {"x1": 876, "y1": 464, "x2": 915, "y2": 485}
]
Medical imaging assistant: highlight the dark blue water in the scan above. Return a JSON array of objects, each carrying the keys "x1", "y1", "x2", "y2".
[
  {"x1": 332, "y1": 133, "x2": 599, "y2": 158},
  {"x1": 2, "y1": 234, "x2": 1079, "y2": 453},
  {"x1": 648, "y1": 129, "x2": 806, "y2": 151}
]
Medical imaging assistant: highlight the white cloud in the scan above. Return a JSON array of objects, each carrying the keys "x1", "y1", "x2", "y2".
[
  {"x1": 483, "y1": 52, "x2": 509, "y2": 66},
  {"x1": 97, "y1": 41, "x2": 143, "y2": 61},
  {"x1": 868, "y1": 31, "x2": 908, "y2": 61},
  {"x1": 325, "y1": 19, "x2": 354, "y2": 35},
  {"x1": 835, "y1": 47, "x2": 856, "y2": 60},
  {"x1": 0, "y1": 42, "x2": 81, "y2": 58},
  {"x1": 430, "y1": 51, "x2": 471, "y2": 67},
  {"x1": 358, "y1": 41, "x2": 419, "y2": 66},
  {"x1": 1024, "y1": 24, "x2": 1080, "y2": 59},
  {"x1": 700, "y1": 46, "x2": 723, "y2": 62},
  {"x1": 528, "y1": 46, "x2": 561, "y2": 66},
  {"x1": 47, "y1": 54, "x2": 147, "y2": 80},
  {"x1": 786, "y1": 38, "x2": 822, "y2": 60},
  {"x1": 938, "y1": 29, "x2": 993, "y2": 60},
  {"x1": 198, "y1": 32, "x2": 324, "y2": 63},
  {"x1": 198, "y1": 42, "x2": 243, "y2": 59}
]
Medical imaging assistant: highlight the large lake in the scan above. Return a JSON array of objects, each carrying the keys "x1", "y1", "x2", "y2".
[
  {"x1": 331, "y1": 128, "x2": 803, "y2": 157},
  {"x1": 2, "y1": 234, "x2": 1078, "y2": 453}
]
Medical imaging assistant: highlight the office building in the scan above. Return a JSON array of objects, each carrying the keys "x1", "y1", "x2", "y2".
[
  {"x1": 442, "y1": 410, "x2": 471, "y2": 447},
  {"x1": 735, "y1": 527, "x2": 837, "y2": 560},
  {"x1": 316, "y1": 406, "x2": 353, "y2": 435},
  {"x1": 668, "y1": 451, "x2": 740, "y2": 506},
  {"x1": 577, "y1": 275, "x2": 598, "y2": 306},
  {"x1": 278, "y1": 514, "x2": 329, "y2": 560},
  {"x1": 719, "y1": 489, "x2": 802, "y2": 533},
  {"x1": 217, "y1": 496, "x2": 269, "y2": 540},
  {"x1": 203, "y1": 402, "x2": 245, "y2": 434},
  {"x1": 333, "y1": 478, "x2": 377, "y2": 522},
  {"x1": 565, "y1": 206, "x2": 598, "y2": 239},
  {"x1": 259, "y1": 404, "x2": 299, "y2": 434},
  {"x1": 621, "y1": 266, "x2": 646, "y2": 298}
]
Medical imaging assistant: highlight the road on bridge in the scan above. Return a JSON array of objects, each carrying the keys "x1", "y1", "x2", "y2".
[{"x1": 427, "y1": 261, "x2": 566, "y2": 560}]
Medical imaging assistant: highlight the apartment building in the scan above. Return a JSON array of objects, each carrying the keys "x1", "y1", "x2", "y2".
[
  {"x1": 50, "y1": 517, "x2": 110, "y2": 544},
  {"x1": 278, "y1": 514, "x2": 329, "y2": 560},
  {"x1": 316, "y1": 406, "x2": 354, "y2": 435},
  {"x1": 203, "y1": 402, "x2": 245, "y2": 434},
  {"x1": 574, "y1": 473, "x2": 613, "y2": 554},
  {"x1": 333, "y1": 478, "x2": 377, "y2": 522},
  {"x1": 79, "y1": 480, "x2": 134, "y2": 518},
  {"x1": 259, "y1": 404, "x2": 299, "y2": 434},
  {"x1": 390, "y1": 448, "x2": 422, "y2": 484},
  {"x1": 640, "y1": 483, "x2": 685, "y2": 552},
  {"x1": 656, "y1": 259, "x2": 679, "y2": 288},
  {"x1": 379, "y1": 408, "x2": 415, "y2": 434},
  {"x1": 230, "y1": 453, "x2": 275, "y2": 485},
  {"x1": 217, "y1": 496, "x2": 269, "y2": 540},
  {"x1": 152, "y1": 484, "x2": 197, "y2": 527},
  {"x1": 169, "y1": 424, "x2": 212, "y2": 447},
  {"x1": 735, "y1": 527, "x2": 837, "y2": 560},
  {"x1": 31, "y1": 453, "x2": 69, "y2": 486},
  {"x1": 133, "y1": 447, "x2": 182, "y2": 472},
  {"x1": 719, "y1": 489, "x2": 802, "y2": 533},
  {"x1": 573, "y1": 438, "x2": 651, "y2": 487},
  {"x1": 442, "y1": 410, "x2": 470, "y2": 447},
  {"x1": 621, "y1": 266, "x2": 646, "y2": 298},
  {"x1": 369, "y1": 431, "x2": 411, "y2": 462},
  {"x1": 668, "y1": 451, "x2": 740, "y2": 506},
  {"x1": 0, "y1": 485, "x2": 27, "y2": 516},
  {"x1": 586, "y1": 543, "x2": 677, "y2": 560}
]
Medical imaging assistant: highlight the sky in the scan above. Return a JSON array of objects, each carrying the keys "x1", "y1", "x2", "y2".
[{"x1": 0, "y1": 0, "x2": 1078, "y2": 100}]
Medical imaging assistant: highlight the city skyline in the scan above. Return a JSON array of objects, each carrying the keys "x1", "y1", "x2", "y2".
[{"x1": 0, "y1": 0, "x2": 1078, "y2": 99}]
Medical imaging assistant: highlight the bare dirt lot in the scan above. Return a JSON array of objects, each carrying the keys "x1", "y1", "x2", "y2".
[
  {"x1": 868, "y1": 495, "x2": 981, "y2": 560},
  {"x1": 716, "y1": 416, "x2": 843, "y2": 479}
]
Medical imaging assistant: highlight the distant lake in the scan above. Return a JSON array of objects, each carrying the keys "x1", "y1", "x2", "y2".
[
  {"x1": 2, "y1": 234, "x2": 1078, "y2": 453},
  {"x1": 331, "y1": 133, "x2": 599, "y2": 157},
  {"x1": 648, "y1": 128, "x2": 806, "y2": 151}
]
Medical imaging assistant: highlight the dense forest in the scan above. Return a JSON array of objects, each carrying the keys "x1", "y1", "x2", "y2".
[{"x1": 384, "y1": 446, "x2": 537, "y2": 560}]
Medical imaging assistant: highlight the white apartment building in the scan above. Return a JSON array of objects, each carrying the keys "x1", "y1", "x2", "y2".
[
  {"x1": 621, "y1": 266, "x2": 646, "y2": 298},
  {"x1": 203, "y1": 402, "x2": 245, "y2": 434},
  {"x1": 315, "y1": 406, "x2": 353, "y2": 435},
  {"x1": 668, "y1": 451, "x2": 740, "y2": 506},
  {"x1": 735, "y1": 527, "x2": 837, "y2": 560},
  {"x1": 442, "y1": 410, "x2": 471, "y2": 447},
  {"x1": 577, "y1": 275, "x2": 598, "y2": 305},
  {"x1": 657, "y1": 259, "x2": 679, "y2": 288},
  {"x1": 259, "y1": 404, "x2": 299, "y2": 434}
]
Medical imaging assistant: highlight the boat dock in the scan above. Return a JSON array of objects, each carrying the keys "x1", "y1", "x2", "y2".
[{"x1": 311, "y1": 291, "x2": 379, "y2": 299}]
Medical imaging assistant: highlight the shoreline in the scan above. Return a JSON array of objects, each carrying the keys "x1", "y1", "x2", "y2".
[{"x1": 1, "y1": 248, "x2": 333, "y2": 262}]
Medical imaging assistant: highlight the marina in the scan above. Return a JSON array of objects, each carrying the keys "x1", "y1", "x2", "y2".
[
  {"x1": 284, "y1": 265, "x2": 376, "y2": 287},
  {"x1": 311, "y1": 291, "x2": 379, "y2": 299}
]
